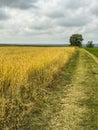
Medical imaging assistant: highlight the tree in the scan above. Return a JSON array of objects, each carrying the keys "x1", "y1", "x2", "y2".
[
  {"x1": 69, "y1": 34, "x2": 83, "y2": 47},
  {"x1": 86, "y1": 41, "x2": 94, "y2": 48}
]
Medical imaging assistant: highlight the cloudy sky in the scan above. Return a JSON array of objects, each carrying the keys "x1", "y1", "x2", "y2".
[{"x1": 0, "y1": 0, "x2": 98, "y2": 44}]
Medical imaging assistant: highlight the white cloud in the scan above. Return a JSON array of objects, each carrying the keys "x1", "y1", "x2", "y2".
[{"x1": 0, "y1": 0, "x2": 98, "y2": 44}]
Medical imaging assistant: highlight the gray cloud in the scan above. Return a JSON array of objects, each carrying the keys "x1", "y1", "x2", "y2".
[
  {"x1": 45, "y1": 8, "x2": 65, "y2": 18},
  {"x1": 0, "y1": 8, "x2": 9, "y2": 20},
  {"x1": 56, "y1": 10, "x2": 91, "y2": 27},
  {"x1": 0, "y1": 0, "x2": 38, "y2": 9},
  {"x1": 91, "y1": 4, "x2": 98, "y2": 16},
  {"x1": 64, "y1": 0, "x2": 88, "y2": 9}
]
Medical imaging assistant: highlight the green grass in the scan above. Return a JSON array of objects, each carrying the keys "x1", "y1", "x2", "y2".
[{"x1": 85, "y1": 48, "x2": 98, "y2": 57}]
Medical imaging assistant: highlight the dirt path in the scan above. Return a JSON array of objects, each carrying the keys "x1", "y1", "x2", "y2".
[{"x1": 47, "y1": 48, "x2": 98, "y2": 130}]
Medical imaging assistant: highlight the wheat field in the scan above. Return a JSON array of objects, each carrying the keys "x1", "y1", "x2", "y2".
[{"x1": 0, "y1": 47, "x2": 75, "y2": 129}]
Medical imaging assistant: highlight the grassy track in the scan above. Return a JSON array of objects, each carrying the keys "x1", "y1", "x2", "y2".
[
  {"x1": 31, "y1": 48, "x2": 98, "y2": 130},
  {"x1": 77, "y1": 49, "x2": 98, "y2": 130}
]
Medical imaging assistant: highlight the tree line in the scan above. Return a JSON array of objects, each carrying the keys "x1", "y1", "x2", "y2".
[{"x1": 69, "y1": 34, "x2": 94, "y2": 48}]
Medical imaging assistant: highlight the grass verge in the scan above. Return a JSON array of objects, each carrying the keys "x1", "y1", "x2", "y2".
[{"x1": 85, "y1": 48, "x2": 98, "y2": 57}]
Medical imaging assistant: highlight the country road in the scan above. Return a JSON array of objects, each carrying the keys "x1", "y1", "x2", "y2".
[{"x1": 43, "y1": 48, "x2": 98, "y2": 130}]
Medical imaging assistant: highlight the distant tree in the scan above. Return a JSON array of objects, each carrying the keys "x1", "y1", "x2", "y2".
[
  {"x1": 69, "y1": 34, "x2": 83, "y2": 47},
  {"x1": 86, "y1": 41, "x2": 94, "y2": 48}
]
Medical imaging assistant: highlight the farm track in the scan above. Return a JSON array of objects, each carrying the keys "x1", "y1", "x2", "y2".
[{"x1": 42, "y1": 48, "x2": 98, "y2": 130}]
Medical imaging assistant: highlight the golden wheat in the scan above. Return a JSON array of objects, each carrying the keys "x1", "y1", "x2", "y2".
[{"x1": 0, "y1": 47, "x2": 75, "y2": 129}]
